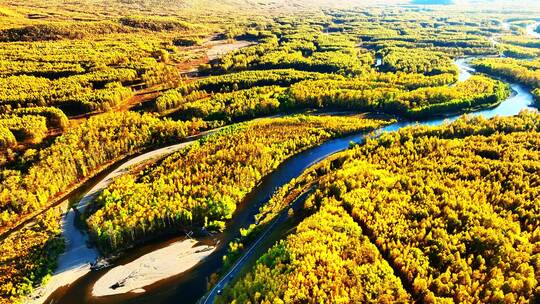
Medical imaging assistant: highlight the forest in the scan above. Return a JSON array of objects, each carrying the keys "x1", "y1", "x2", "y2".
[
  {"x1": 86, "y1": 115, "x2": 390, "y2": 252},
  {"x1": 472, "y1": 58, "x2": 540, "y2": 101},
  {"x1": 0, "y1": 208, "x2": 63, "y2": 304},
  {"x1": 218, "y1": 204, "x2": 412, "y2": 303},
  {"x1": 220, "y1": 111, "x2": 540, "y2": 303},
  {"x1": 0, "y1": 1, "x2": 539, "y2": 303}
]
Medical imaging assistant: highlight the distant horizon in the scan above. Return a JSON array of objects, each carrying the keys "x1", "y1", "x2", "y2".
[{"x1": 1, "y1": 2, "x2": 539, "y2": 304}]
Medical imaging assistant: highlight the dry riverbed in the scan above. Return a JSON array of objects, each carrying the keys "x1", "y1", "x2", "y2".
[{"x1": 24, "y1": 140, "x2": 202, "y2": 304}]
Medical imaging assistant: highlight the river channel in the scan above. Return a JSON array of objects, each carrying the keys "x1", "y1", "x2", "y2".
[{"x1": 44, "y1": 57, "x2": 538, "y2": 304}]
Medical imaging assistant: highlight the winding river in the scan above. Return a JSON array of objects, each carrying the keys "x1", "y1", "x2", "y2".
[
  {"x1": 37, "y1": 55, "x2": 538, "y2": 304},
  {"x1": 526, "y1": 22, "x2": 540, "y2": 39}
]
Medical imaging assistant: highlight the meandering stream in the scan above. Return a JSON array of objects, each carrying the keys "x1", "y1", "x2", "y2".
[
  {"x1": 38, "y1": 54, "x2": 538, "y2": 304},
  {"x1": 526, "y1": 22, "x2": 540, "y2": 39}
]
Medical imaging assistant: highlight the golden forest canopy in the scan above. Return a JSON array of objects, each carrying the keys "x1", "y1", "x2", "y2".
[
  {"x1": 221, "y1": 111, "x2": 540, "y2": 303},
  {"x1": 218, "y1": 204, "x2": 413, "y2": 303},
  {"x1": 86, "y1": 115, "x2": 390, "y2": 252},
  {"x1": 0, "y1": 1, "x2": 539, "y2": 303}
]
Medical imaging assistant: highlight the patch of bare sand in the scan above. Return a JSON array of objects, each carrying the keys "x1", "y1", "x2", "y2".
[
  {"x1": 206, "y1": 40, "x2": 254, "y2": 60},
  {"x1": 92, "y1": 239, "x2": 215, "y2": 297}
]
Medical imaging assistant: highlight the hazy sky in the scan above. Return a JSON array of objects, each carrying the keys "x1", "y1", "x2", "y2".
[
  {"x1": 421, "y1": 0, "x2": 540, "y2": 7},
  {"x1": 305, "y1": 0, "x2": 540, "y2": 9}
]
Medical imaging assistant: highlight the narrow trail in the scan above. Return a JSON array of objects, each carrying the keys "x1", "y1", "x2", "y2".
[
  {"x1": 201, "y1": 58, "x2": 539, "y2": 303},
  {"x1": 4, "y1": 37, "x2": 256, "y2": 245},
  {"x1": 26, "y1": 130, "x2": 220, "y2": 304},
  {"x1": 202, "y1": 188, "x2": 314, "y2": 304},
  {"x1": 23, "y1": 37, "x2": 260, "y2": 304},
  {"x1": 31, "y1": 25, "x2": 539, "y2": 304},
  {"x1": 116, "y1": 86, "x2": 163, "y2": 112}
]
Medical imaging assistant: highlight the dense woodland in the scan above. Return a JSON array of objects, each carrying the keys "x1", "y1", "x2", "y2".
[
  {"x1": 0, "y1": 112, "x2": 206, "y2": 231},
  {"x1": 87, "y1": 115, "x2": 390, "y2": 252},
  {"x1": 0, "y1": 1, "x2": 539, "y2": 303},
  {"x1": 152, "y1": 14, "x2": 512, "y2": 121},
  {"x1": 0, "y1": 112, "x2": 206, "y2": 303},
  {"x1": 472, "y1": 58, "x2": 540, "y2": 100},
  {"x1": 0, "y1": 208, "x2": 63, "y2": 304},
  {"x1": 220, "y1": 111, "x2": 540, "y2": 303},
  {"x1": 218, "y1": 205, "x2": 412, "y2": 303}
]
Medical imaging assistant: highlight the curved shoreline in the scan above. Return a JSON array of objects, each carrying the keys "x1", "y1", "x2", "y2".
[
  {"x1": 25, "y1": 131, "x2": 218, "y2": 304},
  {"x1": 45, "y1": 120, "x2": 391, "y2": 304},
  {"x1": 92, "y1": 239, "x2": 216, "y2": 297},
  {"x1": 201, "y1": 59, "x2": 539, "y2": 303},
  {"x1": 34, "y1": 53, "x2": 538, "y2": 304},
  {"x1": 525, "y1": 22, "x2": 540, "y2": 39}
]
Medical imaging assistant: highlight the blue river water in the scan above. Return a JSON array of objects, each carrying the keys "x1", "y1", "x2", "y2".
[{"x1": 49, "y1": 59, "x2": 537, "y2": 304}]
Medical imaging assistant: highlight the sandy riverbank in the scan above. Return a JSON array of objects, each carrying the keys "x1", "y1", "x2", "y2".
[
  {"x1": 92, "y1": 239, "x2": 216, "y2": 297},
  {"x1": 25, "y1": 140, "x2": 200, "y2": 304},
  {"x1": 25, "y1": 265, "x2": 91, "y2": 304}
]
